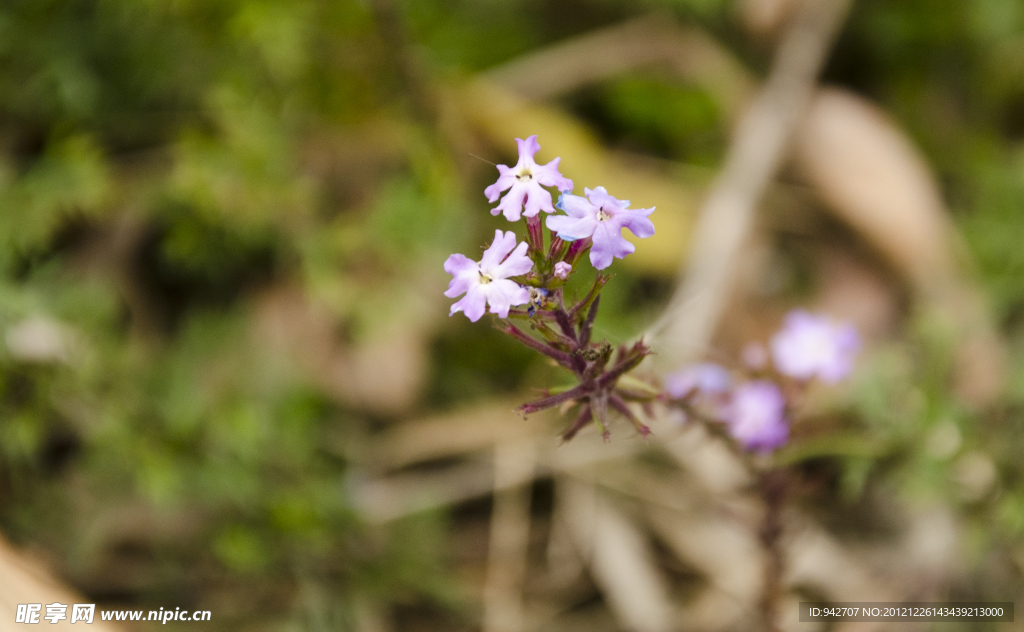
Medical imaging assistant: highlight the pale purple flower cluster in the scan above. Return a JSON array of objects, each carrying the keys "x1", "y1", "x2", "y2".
[
  {"x1": 664, "y1": 310, "x2": 860, "y2": 453},
  {"x1": 442, "y1": 136, "x2": 661, "y2": 443},
  {"x1": 444, "y1": 135, "x2": 657, "y2": 322}
]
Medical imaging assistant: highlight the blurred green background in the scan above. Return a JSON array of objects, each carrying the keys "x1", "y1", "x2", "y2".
[{"x1": 3, "y1": 0, "x2": 1024, "y2": 630}]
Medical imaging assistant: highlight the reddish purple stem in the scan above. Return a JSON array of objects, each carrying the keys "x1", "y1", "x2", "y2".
[
  {"x1": 609, "y1": 393, "x2": 651, "y2": 438},
  {"x1": 518, "y1": 381, "x2": 593, "y2": 414},
  {"x1": 497, "y1": 323, "x2": 575, "y2": 369},
  {"x1": 579, "y1": 296, "x2": 600, "y2": 346},
  {"x1": 597, "y1": 340, "x2": 651, "y2": 388},
  {"x1": 560, "y1": 405, "x2": 593, "y2": 442}
]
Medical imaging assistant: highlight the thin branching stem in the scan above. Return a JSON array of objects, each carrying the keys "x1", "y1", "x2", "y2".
[
  {"x1": 518, "y1": 382, "x2": 593, "y2": 414},
  {"x1": 579, "y1": 295, "x2": 600, "y2": 346},
  {"x1": 496, "y1": 323, "x2": 575, "y2": 369},
  {"x1": 560, "y1": 404, "x2": 592, "y2": 442}
]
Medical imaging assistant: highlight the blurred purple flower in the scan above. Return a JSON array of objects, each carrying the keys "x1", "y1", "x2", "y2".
[
  {"x1": 546, "y1": 186, "x2": 654, "y2": 270},
  {"x1": 664, "y1": 363, "x2": 732, "y2": 400},
  {"x1": 770, "y1": 310, "x2": 860, "y2": 383},
  {"x1": 724, "y1": 381, "x2": 789, "y2": 452},
  {"x1": 444, "y1": 230, "x2": 533, "y2": 322},
  {"x1": 484, "y1": 135, "x2": 573, "y2": 222},
  {"x1": 553, "y1": 261, "x2": 572, "y2": 279}
]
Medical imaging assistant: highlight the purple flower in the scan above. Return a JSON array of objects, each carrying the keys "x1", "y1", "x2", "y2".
[
  {"x1": 724, "y1": 381, "x2": 789, "y2": 452},
  {"x1": 664, "y1": 363, "x2": 732, "y2": 399},
  {"x1": 484, "y1": 136, "x2": 573, "y2": 222},
  {"x1": 553, "y1": 261, "x2": 572, "y2": 280},
  {"x1": 545, "y1": 186, "x2": 654, "y2": 270},
  {"x1": 770, "y1": 310, "x2": 860, "y2": 383},
  {"x1": 444, "y1": 230, "x2": 533, "y2": 322}
]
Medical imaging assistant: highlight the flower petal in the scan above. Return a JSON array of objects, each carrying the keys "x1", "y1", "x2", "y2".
[
  {"x1": 493, "y1": 184, "x2": 528, "y2": 221},
  {"x1": 494, "y1": 241, "x2": 533, "y2": 278},
  {"x1": 450, "y1": 284, "x2": 488, "y2": 322},
  {"x1": 443, "y1": 254, "x2": 478, "y2": 298},
  {"x1": 585, "y1": 186, "x2": 626, "y2": 210},
  {"x1": 485, "y1": 279, "x2": 530, "y2": 318},
  {"x1": 590, "y1": 222, "x2": 634, "y2": 270},
  {"x1": 616, "y1": 207, "x2": 655, "y2": 239},
  {"x1": 559, "y1": 193, "x2": 596, "y2": 218},
  {"x1": 515, "y1": 135, "x2": 541, "y2": 165},
  {"x1": 522, "y1": 182, "x2": 555, "y2": 217},
  {"x1": 534, "y1": 157, "x2": 573, "y2": 192},
  {"x1": 546, "y1": 214, "x2": 596, "y2": 241},
  {"x1": 480, "y1": 230, "x2": 517, "y2": 270},
  {"x1": 484, "y1": 164, "x2": 516, "y2": 202},
  {"x1": 443, "y1": 253, "x2": 475, "y2": 276}
]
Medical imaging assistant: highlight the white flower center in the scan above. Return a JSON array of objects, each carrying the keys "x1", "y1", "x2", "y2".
[
  {"x1": 515, "y1": 169, "x2": 534, "y2": 182},
  {"x1": 479, "y1": 271, "x2": 494, "y2": 284},
  {"x1": 596, "y1": 206, "x2": 612, "y2": 221}
]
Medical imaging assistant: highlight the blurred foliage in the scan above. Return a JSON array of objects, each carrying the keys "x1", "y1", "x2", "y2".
[{"x1": 1, "y1": 0, "x2": 1024, "y2": 629}]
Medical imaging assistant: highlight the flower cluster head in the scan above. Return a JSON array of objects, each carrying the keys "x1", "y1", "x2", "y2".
[
  {"x1": 664, "y1": 310, "x2": 860, "y2": 454},
  {"x1": 445, "y1": 135, "x2": 657, "y2": 323},
  {"x1": 442, "y1": 136, "x2": 661, "y2": 442}
]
